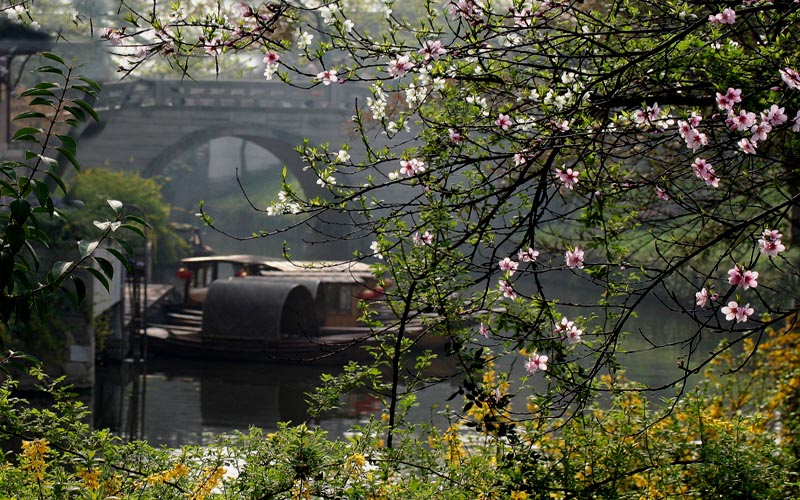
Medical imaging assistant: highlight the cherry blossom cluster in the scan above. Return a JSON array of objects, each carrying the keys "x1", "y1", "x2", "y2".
[
  {"x1": 555, "y1": 167, "x2": 580, "y2": 190},
  {"x1": 758, "y1": 228, "x2": 786, "y2": 257},
  {"x1": 412, "y1": 231, "x2": 433, "y2": 246},
  {"x1": 495, "y1": 248, "x2": 540, "y2": 301},
  {"x1": 525, "y1": 352, "x2": 548, "y2": 374},
  {"x1": 716, "y1": 85, "x2": 792, "y2": 154},
  {"x1": 676, "y1": 112, "x2": 707, "y2": 151},
  {"x1": 694, "y1": 225, "x2": 787, "y2": 323},
  {"x1": 555, "y1": 317, "x2": 583, "y2": 345},
  {"x1": 565, "y1": 247, "x2": 585, "y2": 269},
  {"x1": 691, "y1": 158, "x2": 719, "y2": 188},
  {"x1": 708, "y1": 8, "x2": 736, "y2": 25},
  {"x1": 317, "y1": 69, "x2": 340, "y2": 86},
  {"x1": 399, "y1": 158, "x2": 426, "y2": 177},
  {"x1": 634, "y1": 102, "x2": 669, "y2": 130}
]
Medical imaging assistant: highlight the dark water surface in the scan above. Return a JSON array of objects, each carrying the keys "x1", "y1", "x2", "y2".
[{"x1": 93, "y1": 283, "x2": 731, "y2": 447}]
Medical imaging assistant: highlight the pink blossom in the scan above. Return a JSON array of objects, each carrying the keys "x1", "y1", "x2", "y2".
[
  {"x1": 565, "y1": 325, "x2": 582, "y2": 345},
  {"x1": 792, "y1": 111, "x2": 800, "y2": 132},
  {"x1": 728, "y1": 110, "x2": 757, "y2": 132},
  {"x1": 525, "y1": 352, "x2": 548, "y2": 374},
  {"x1": 716, "y1": 88, "x2": 742, "y2": 111},
  {"x1": 554, "y1": 317, "x2": 574, "y2": 335},
  {"x1": 565, "y1": 247, "x2": 585, "y2": 269},
  {"x1": 518, "y1": 247, "x2": 539, "y2": 263},
  {"x1": 479, "y1": 322, "x2": 490, "y2": 338},
  {"x1": 762, "y1": 104, "x2": 787, "y2": 126},
  {"x1": 419, "y1": 39, "x2": 447, "y2": 60},
  {"x1": 758, "y1": 228, "x2": 786, "y2": 257},
  {"x1": 499, "y1": 257, "x2": 519, "y2": 275},
  {"x1": 100, "y1": 27, "x2": 123, "y2": 46},
  {"x1": 495, "y1": 113, "x2": 513, "y2": 130},
  {"x1": 498, "y1": 279, "x2": 516, "y2": 299},
  {"x1": 721, "y1": 301, "x2": 754, "y2": 323},
  {"x1": 677, "y1": 120, "x2": 692, "y2": 138},
  {"x1": 263, "y1": 52, "x2": 280, "y2": 64},
  {"x1": 691, "y1": 158, "x2": 719, "y2": 187},
  {"x1": 555, "y1": 167, "x2": 580, "y2": 190},
  {"x1": 739, "y1": 138, "x2": 757, "y2": 155},
  {"x1": 448, "y1": 128, "x2": 463, "y2": 142},
  {"x1": 683, "y1": 128, "x2": 708, "y2": 151},
  {"x1": 387, "y1": 54, "x2": 413, "y2": 78},
  {"x1": 750, "y1": 121, "x2": 772, "y2": 143},
  {"x1": 708, "y1": 8, "x2": 736, "y2": 25},
  {"x1": 514, "y1": 151, "x2": 530, "y2": 166},
  {"x1": 399, "y1": 158, "x2": 426, "y2": 176},
  {"x1": 728, "y1": 266, "x2": 758, "y2": 290},
  {"x1": 317, "y1": 69, "x2": 339, "y2": 85},
  {"x1": 413, "y1": 231, "x2": 433, "y2": 246},
  {"x1": 696, "y1": 287, "x2": 709, "y2": 308},
  {"x1": 780, "y1": 68, "x2": 800, "y2": 90},
  {"x1": 727, "y1": 266, "x2": 743, "y2": 286},
  {"x1": 656, "y1": 187, "x2": 670, "y2": 201},
  {"x1": 687, "y1": 112, "x2": 703, "y2": 127}
]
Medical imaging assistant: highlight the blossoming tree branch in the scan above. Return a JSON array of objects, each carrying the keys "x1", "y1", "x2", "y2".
[{"x1": 57, "y1": 0, "x2": 800, "y2": 421}]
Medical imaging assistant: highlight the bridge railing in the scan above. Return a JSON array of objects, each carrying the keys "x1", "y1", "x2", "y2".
[{"x1": 94, "y1": 80, "x2": 369, "y2": 112}]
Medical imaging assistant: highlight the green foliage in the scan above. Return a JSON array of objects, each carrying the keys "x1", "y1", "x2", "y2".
[
  {"x1": 60, "y1": 168, "x2": 186, "y2": 264},
  {"x1": 0, "y1": 53, "x2": 136, "y2": 353}
]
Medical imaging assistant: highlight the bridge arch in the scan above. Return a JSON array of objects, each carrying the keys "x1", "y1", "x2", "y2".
[{"x1": 141, "y1": 124, "x2": 326, "y2": 200}]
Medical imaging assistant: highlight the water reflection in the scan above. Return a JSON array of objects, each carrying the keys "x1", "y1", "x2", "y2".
[
  {"x1": 94, "y1": 358, "x2": 378, "y2": 447},
  {"x1": 94, "y1": 277, "x2": 739, "y2": 447},
  {"x1": 94, "y1": 354, "x2": 461, "y2": 448}
]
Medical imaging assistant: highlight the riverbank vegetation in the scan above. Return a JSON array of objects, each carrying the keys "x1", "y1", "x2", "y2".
[
  {"x1": 2, "y1": 0, "x2": 800, "y2": 497},
  {"x1": 2, "y1": 318, "x2": 799, "y2": 498}
]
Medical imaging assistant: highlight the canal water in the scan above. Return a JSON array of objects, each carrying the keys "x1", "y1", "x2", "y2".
[{"x1": 93, "y1": 285, "x2": 729, "y2": 447}]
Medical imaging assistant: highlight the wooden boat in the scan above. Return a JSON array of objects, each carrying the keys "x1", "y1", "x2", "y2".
[{"x1": 141, "y1": 255, "x2": 437, "y2": 362}]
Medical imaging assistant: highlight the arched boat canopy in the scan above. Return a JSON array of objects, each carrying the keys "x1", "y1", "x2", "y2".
[{"x1": 201, "y1": 279, "x2": 319, "y2": 341}]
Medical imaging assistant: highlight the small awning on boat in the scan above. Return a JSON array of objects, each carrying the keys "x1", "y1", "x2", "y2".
[{"x1": 201, "y1": 279, "x2": 319, "y2": 342}]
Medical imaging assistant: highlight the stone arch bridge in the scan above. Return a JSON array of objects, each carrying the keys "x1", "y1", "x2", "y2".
[
  {"x1": 74, "y1": 79, "x2": 374, "y2": 257},
  {"x1": 76, "y1": 79, "x2": 366, "y2": 198}
]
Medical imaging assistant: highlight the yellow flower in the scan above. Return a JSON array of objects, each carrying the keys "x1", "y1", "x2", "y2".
[
  {"x1": 511, "y1": 491, "x2": 529, "y2": 500},
  {"x1": 20, "y1": 439, "x2": 50, "y2": 482},
  {"x1": 349, "y1": 453, "x2": 366, "y2": 468},
  {"x1": 77, "y1": 468, "x2": 101, "y2": 491},
  {"x1": 187, "y1": 466, "x2": 226, "y2": 500}
]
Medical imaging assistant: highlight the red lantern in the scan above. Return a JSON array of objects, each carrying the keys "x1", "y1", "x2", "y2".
[{"x1": 176, "y1": 267, "x2": 193, "y2": 280}]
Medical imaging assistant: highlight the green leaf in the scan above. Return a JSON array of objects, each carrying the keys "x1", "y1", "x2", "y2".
[
  {"x1": 35, "y1": 66, "x2": 65, "y2": 75},
  {"x1": 78, "y1": 240, "x2": 100, "y2": 258},
  {"x1": 57, "y1": 134, "x2": 77, "y2": 154},
  {"x1": 51, "y1": 261, "x2": 73, "y2": 278},
  {"x1": 20, "y1": 88, "x2": 56, "y2": 97},
  {"x1": 28, "y1": 97, "x2": 54, "y2": 107},
  {"x1": 106, "y1": 247, "x2": 132, "y2": 272},
  {"x1": 96, "y1": 257, "x2": 114, "y2": 279},
  {"x1": 13, "y1": 111, "x2": 46, "y2": 121},
  {"x1": 56, "y1": 146, "x2": 81, "y2": 172},
  {"x1": 45, "y1": 171, "x2": 67, "y2": 195},
  {"x1": 5, "y1": 224, "x2": 25, "y2": 253},
  {"x1": 125, "y1": 214, "x2": 149, "y2": 227},
  {"x1": 72, "y1": 99, "x2": 100, "y2": 122},
  {"x1": 60, "y1": 285, "x2": 79, "y2": 308},
  {"x1": 73, "y1": 277, "x2": 87, "y2": 304},
  {"x1": 41, "y1": 52, "x2": 66, "y2": 65},
  {"x1": 63, "y1": 105, "x2": 86, "y2": 122},
  {"x1": 78, "y1": 76, "x2": 102, "y2": 93},
  {"x1": 10, "y1": 199, "x2": 31, "y2": 224},
  {"x1": 116, "y1": 239, "x2": 134, "y2": 258},
  {"x1": 85, "y1": 267, "x2": 109, "y2": 291},
  {"x1": 12, "y1": 127, "x2": 43, "y2": 142},
  {"x1": 120, "y1": 224, "x2": 146, "y2": 239},
  {"x1": 31, "y1": 179, "x2": 51, "y2": 207}
]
